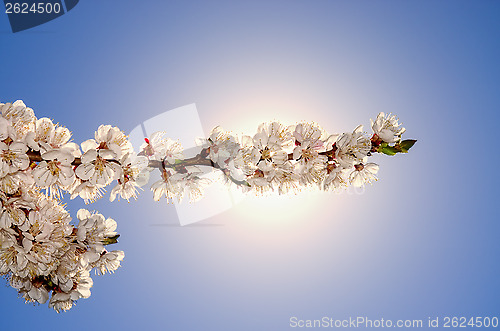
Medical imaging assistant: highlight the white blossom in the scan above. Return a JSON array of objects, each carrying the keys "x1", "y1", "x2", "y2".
[
  {"x1": 93, "y1": 124, "x2": 133, "y2": 159},
  {"x1": 335, "y1": 125, "x2": 371, "y2": 168},
  {"x1": 0, "y1": 171, "x2": 33, "y2": 195},
  {"x1": 323, "y1": 163, "x2": 350, "y2": 191},
  {"x1": 109, "y1": 153, "x2": 148, "y2": 202},
  {"x1": 371, "y1": 112, "x2": 406, "y2": 143},
  {"x1": 295, "y1": 154, "x2": 327, "y2": 186},
  {"x1": 76, "y1": 209, "x2": 118, "y2": 255},
  {"x1": 178, "y1": 171, "x2": 211, "y2": 202},
  {"x1": 24, "y1": 117, "x2": 78, "y2": 156},
  {"x1": 32, "y1": 149, "x2": 75, "y2": 195},
  {"x1": 76, "y1": 148, "x2": 122, "y2": 186},
  {"x1": 0, "y1": 142, "x2": 29, "y2": 178},
  {"x1": 0, "y1": 100, "x2": 35, "y2": 139},
  {"x1": 26, "y1": 282, "x2": 50, "y2": 304},
  {"x1": 0, "y1": 200, "x2": 27, "y2": 229},
  {"x1": 246, "y1": 169, "x2": 274, "y2": 195},
  {"x1": 238, "y1": 122, "x2": 292, "y2": 175},
  {"x1": 140, "y1": 132, "x2": 183, "y2": 164},
  {"x1": 48, "y1": 292, "x2": 73, "y2": 313},
  {"x1": 93, "y1": 250, "x2": 124, "y2": 275},
  {"x1": 349, "y1": 163, "x2": 379, "y2": 187},
  {"x1": 197, "y1": 126, "x2": 240, "y2": 168},
  {"x1": 0, "y1": 115, "x2": 15, "y2": 141},
  {"x1": 292, "y1": 122, "x2": 327, "y2": 161},
  {"x1": 150, "y1": 170, "x2": 185, "y2": 202},
  {"x1": 68, "y1": 179, "x2": 106, "y2": 204},
  {"x1": 269, "y1": 161, "x2": 300, "y2": 194}
]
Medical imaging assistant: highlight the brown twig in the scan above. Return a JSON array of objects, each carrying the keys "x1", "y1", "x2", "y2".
[{"x1": 27, "y1": 144, "x2": 342, "y2": 171}]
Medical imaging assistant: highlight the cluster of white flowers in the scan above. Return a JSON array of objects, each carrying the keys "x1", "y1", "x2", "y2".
[
  {"x1": 0, "y1": 99, "x2": 415, "y2": 312},
  {"x1": 145, "y1": 112, "x2": 413, "y2": 201},
  {"x1": 138, "y1": 132, "x2": 211, "y2": 202},
  {"x1": 0, "y1": 189, "x2": 123, "y2": 312},
  {"x1": 0, "y1": 101, "x2": 126, "y2": 312}
]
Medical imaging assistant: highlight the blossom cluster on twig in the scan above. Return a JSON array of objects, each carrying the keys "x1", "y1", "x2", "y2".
[
  {"x1": 142, "y1": 112, "x2": 415, "y2": 201},
  {"x1": 0, "y1": 100, "x2": 415, "y2": 312},
  {"x1": 0, "y1": 101, "x2": 124, "y2": 312}
]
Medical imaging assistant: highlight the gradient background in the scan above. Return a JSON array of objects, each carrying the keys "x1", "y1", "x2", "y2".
[{"x1": 1, "y1": 1, "x2": 499, "y2": 330}]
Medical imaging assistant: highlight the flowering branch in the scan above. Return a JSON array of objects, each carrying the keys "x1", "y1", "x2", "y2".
[{"x1": 0, "y1": 100, "x2": 416, "y2": 312}]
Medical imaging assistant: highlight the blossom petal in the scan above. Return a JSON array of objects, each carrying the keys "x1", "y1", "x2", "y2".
[
  {"x1": 81, "y1": 149, "x2": 97, "y2": 164},
  {"x1": 80, "y1": 139, "x2": 98, "y2": 153},
  {"x1": 75, "y1": 163, "x2": 95, "y2": 181}
]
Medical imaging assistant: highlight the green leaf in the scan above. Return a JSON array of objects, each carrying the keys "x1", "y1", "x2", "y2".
[
  {"x1": 102, "y1": 234, "x2": 120, "y2": 245},
  {"x1": 378, "y1": 146, "x2": 399, "y2": 156},
  {"x1": 399, "y1": 139, "x2": 417, "y2": 152}
]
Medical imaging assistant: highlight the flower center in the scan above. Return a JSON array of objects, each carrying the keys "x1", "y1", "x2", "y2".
[
  {"x1": 326, "y1": 163, "x2": 337, "y2": 174},
  {"x1": 261, "y1": 148, "x2": 272, "y2": 160},
  {"x1": 94, "y1": 156, "x2": 107, "y2": 172},
  {"x1": 254, "y1": 169, "x2": 265, "y2": 178},
  {"x1": 354, "y1": 163, "x2": 364, "y2": 171},
  {"x1": 301, "y1": 148, "x2": 315, "y2": 161},
  {"x1": 1, "y1": 150, "x2": 16, "y2": 162},
  {"x1": 47, "y1": 161, "x2": 61, "y2": 176}
]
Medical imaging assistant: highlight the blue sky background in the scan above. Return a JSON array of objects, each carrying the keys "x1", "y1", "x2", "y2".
[{"x1": 1, "y1": 1, "x2": 499, "y2": 330}]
